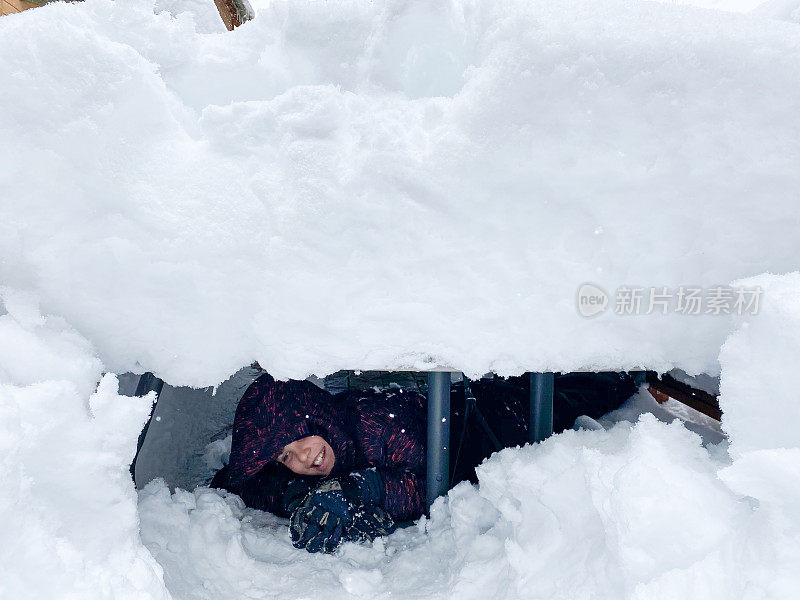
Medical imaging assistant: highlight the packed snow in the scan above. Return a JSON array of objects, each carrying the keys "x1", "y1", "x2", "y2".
[
  {"x1": 3, "y1": 0, "x2": 800, "y2": 385},
  {"x1": 2, "y1": 0, "x2": 800, "y2": 599},
  {"x1": 0, "y1": 295, "x2": 168, "y2": 600}
]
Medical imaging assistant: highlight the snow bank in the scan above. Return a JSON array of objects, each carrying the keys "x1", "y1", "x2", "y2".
[
  {"x1": 752, "y1": 0, "x2": 800, "y2": 22},
  {"x1": 138, "y1": 409, "x2": 799, "y2": 600},
  {"x1": 0, "y1": 291, "x2": 170, "y2": 599},
  {"x1": 6, "y1": 288, "x2": 797, "y2": 600},
  {"x1": 720, "y1": 273, "x2": 800, "y2": 457},
  {"x1": 714, "y1": 272, "x2": 800, "y2": 596},
  {"x1": 647, "y1": 0, "x2": 765, "y2": 13},
  {"x1": 3, "y1": 0, "x2": 800, "y2": 385},
  {"x1": 155, "y1": 0, "x2": 227, "y2": 33},
  {"x1": 3, "y1": 1, "x2": 800, "y2": 598}
]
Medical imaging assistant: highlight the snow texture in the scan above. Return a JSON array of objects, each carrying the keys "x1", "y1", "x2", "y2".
[
  {"x1": 649, "y1": 0, "x2": 766, "y2": 13},
  {"x1": 2, "y1": 0, "x2": 800, "y2": 599},
  {"x1": 719, "y1": 273, "x2": 800, "y2": 457},
  {"x1": 752, "y1": 0, "x2": 800, "y2": 22},
  {"x1": 154, "y1": 0, "x2": 227, "y2": 33},
  {"x1": 138, "y1": 407, "x2": 799, "y2": 600},
  {"x1": 3, "y1": 0, "x2": 800, "y2": 385},
  {"x1": 0, "y1": 293, "x2": 168, "y2": 600}
]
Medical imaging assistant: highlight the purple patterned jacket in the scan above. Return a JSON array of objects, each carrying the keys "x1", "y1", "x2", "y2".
[{"x1": 226, "y1": 374, "x2": 427, "y2": 522}]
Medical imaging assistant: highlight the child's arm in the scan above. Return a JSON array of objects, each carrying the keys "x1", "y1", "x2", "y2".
[
  {"x1": 340, "y1": 468, "x2": 426, "y2": 522},
  {"x1": 374, "y1": 469, "x2": 426, "y2": 522}
]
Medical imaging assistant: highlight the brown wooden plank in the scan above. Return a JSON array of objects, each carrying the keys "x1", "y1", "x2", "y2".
[
  {"x1": 213, "y1": 0, "x2": 235, "y2": 31},
  {"x1": 1, "y1": 0, "x2": 58, "y2": 15},
  {"x1": 214, "y1": 0, "x2": 253, "y2": 31},
  {"x1": 646, "y1": 372, "x2": 722, "y2": 421},
  {"x1": 1, "y1": 0, "x2": 23, "y2": 15}
]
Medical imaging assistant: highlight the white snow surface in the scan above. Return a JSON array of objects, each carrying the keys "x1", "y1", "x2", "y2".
[
  {"x1": 752, "y1": 0, "x2": 800, "y2": 22},
  {"x1": 719, "y1": 272, "x2": 800, "y2": 457},
  {"x1": 647, "y1": 0, "x2": 766, "y2": 13},
  {"x1": 3, "y1": 283, "x2": 800, "y2": 599},
  {"x1": 138, "y1": 403, "x2": 799, "y2": 600},
  {"x1": 0, "y1": 296, "x2": 168, "y2": 600},
  {"x1": 3, "y1": 0, "x2": 800, "y2": 385},
  {"x1": 3, "y1": 1, "x2": 800, "y2": 599}
]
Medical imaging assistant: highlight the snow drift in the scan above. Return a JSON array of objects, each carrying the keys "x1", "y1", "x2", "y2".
[
  {"x1": 3, "y1": 282, "x2": 799, "y2": 600},
  {"x1": 3, "y1": 0, "x2": 800, "y2": 384},
  {"x1": 135, "y1": 276, "x2": 800, "y2": 600},
  {"x1": 2, "y1": 0, "x2": 800, "y2": 599},
  {"x1": 0, "y1": 293, "x2": 168, "y2": 599}
]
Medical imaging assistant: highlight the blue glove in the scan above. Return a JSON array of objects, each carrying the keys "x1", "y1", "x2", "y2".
[
  {"x1": 346, "y1": 504, "x2": 396, "y2": 543},
  {"x1": 282, "y1": 477, "x2": 315, "y2": 516},
  {"x1": 339, "y1": 469, "x2": 385, "y2": 506},
  {"x1": 289, "y1": 479, "x2": 352, "y2": 553},
  {"x1": 289, "y1": 471, "x2": 395, "y2": 553}
]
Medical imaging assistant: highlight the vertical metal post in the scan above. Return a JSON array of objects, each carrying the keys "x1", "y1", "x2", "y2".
[
  {"x1": 134, "y1": 372, "x2": 164, "y2": 399},
  {"x1": 130, "y1": 372, "x2": 164, "y2": 485},
  {"x1": 426, "y1": 371, "x2": 451, "y2": 510},
  {"x1": 530, "y1": 372, "x2": 554, "y2": 443}
]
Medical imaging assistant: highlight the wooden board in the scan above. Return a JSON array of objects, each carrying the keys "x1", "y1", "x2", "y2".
[
  {"x1": 1, "y1": 0, "x2": 42, "y2": 16},
  {"x1": 214, "y1": 0, "x2": 253, "y2": 31}
]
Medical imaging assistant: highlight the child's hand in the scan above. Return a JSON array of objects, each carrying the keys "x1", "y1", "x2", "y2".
[
  {"x1": 346, "y1": 504, "x2": 395, "y2": 543},
  {"x1": 289, "y1": 473, "x2": 396, "y2": 553},
  {"x1": 289, "y1": 479, "x2": 351, "y2": 553}
]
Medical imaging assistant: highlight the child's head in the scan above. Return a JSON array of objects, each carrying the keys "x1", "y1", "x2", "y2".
[
  {"x1": 276, "y1": 434, "x2": 335, "y2": 476},
  {"x1": 227, "y1": 375, "x2": 355, "y2": 488}
]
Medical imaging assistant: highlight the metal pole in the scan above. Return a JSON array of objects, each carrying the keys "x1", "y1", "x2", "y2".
[
  {"x1": 426, "y1": 371, "x2": 451, "y2": 510},
  {"x1": 134, "y1": 372, "x2": 164, "y2": 399},
  {"x1": 530, "y1": 372, "x2": 554, "y2": 443},
  {"x1": 130, "y1": 372, "x2": 164, "y2": 485}
]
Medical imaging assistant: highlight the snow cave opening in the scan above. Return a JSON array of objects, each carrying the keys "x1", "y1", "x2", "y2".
[
  {"x1": 127, "y1": 364, "x2": 732, "y2": 600},
  {"x1": 125, "y1": 366, "x2": 724, "y2": 506}
]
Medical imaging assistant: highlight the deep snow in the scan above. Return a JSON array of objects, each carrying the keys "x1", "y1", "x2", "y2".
[
  {"x1": 136, "y1": 387, "x2": 800, "y2": 600},
  {"x1": 3, "y1": 0, "x2": 800, "y2": 385},
  {"x1": 2, "y1": 0, "x2": 800, "y2": 599},
  {"x1": 4, "y1": 284, "x2": 800, "y2": 599}
]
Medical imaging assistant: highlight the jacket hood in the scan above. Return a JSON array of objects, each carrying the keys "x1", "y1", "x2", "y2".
[{"x1": 227, "y1": 374, "x2": 355, "y2": 489}]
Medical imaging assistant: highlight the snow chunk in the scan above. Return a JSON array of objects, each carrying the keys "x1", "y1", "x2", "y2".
[
  {"x1": 0, "y1": 296, "x2": 169, "y2": 599},
  {"x1": 155, "y1": 0, "x2": 228, "y2": 33},
  {"x1": 752, "y1": 0, "x2": 800, "y2": 23},
  {"x1": 719, "y1": 272, "x2": 800, "y2": 457},
  {"x1": 3, "y1": 0, "x2": 800, "y2": 384},
  {"x1": 138, "y1": 414, "x2": 800, "y2": 599}
]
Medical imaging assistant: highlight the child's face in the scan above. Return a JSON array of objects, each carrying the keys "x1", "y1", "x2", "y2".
[{"x1": 277, "y1": 435, "x2": 335, "y2": 476}]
